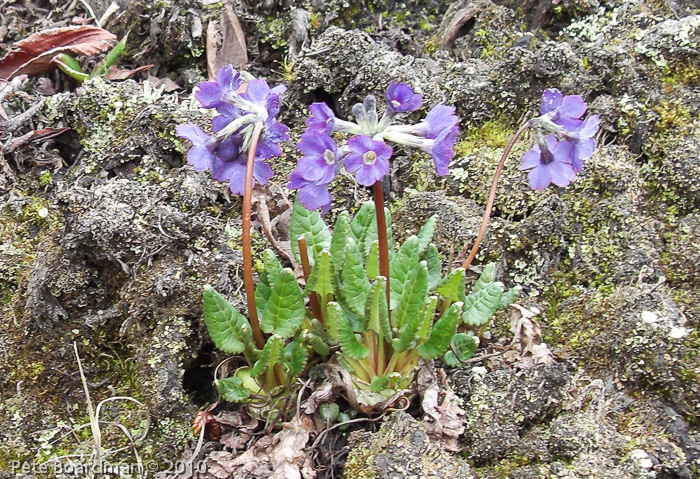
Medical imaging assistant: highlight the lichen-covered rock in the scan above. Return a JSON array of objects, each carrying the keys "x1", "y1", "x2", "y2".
[
  {"x1": 344, "y1": 411, "x2": 472, "y2": 479},
  {"x1": 554, "y1": 284, "x2": 699, "y2": 421},
  {"x1": 454, "y1": 362, "x2": 570, "y2": 464}
]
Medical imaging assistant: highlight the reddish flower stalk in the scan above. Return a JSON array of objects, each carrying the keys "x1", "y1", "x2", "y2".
[
  {"x1": 243, "y1": 121, "x2": 266, "y2": 350},
  {"x1": 372, "y1": 181, "x2": 391, "y2": 307},
  {"x1": 461, "y1": 122, "x2": 530, "y2": 270}
]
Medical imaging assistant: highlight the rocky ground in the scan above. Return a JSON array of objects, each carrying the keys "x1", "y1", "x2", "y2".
[{"x1": 0, "y1": 0, "x2": 699, "y2": 478}]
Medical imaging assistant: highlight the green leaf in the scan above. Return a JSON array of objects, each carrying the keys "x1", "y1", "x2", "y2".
[
  {"x1": 282, "y1": 340, "x2": 309, "y2": 377},
  {"x1": 416, "y1": 296, "x2": 438, "y2": 344},
  {"x1": 365, "y1": 205, "x2": 393, "y2": 258},
  {"x1": 349, "y1": 201, "x2": 376, "y2": 258},
  {"x1": 261, "y1": 268, "x2": 305, "y2": 338},
  {"x1": 215, "y1": 377, "x2": 251, "y2": 402},
  {"x1": 290, "y1": 198, "x2": 331, "y2": 265},
  {"x1": 462, "y1": 282, "x2": 504, "y2": 327},
  {"x1": 305, "y1": 330, "x2": 331, "y2": 356},
  {"x1": 319, "y1": 402, "x2": 340, "y2": 423},
  {"x1": 436, "y1": 268, "x2": 466, "y2": 302},
  {"x1": 255, "y1": 250, "x2": 283, "y2": 317},
  {"x1": 330, "y1": 211, "x2": 350, "y2": 271},
  {"x1": 417, "y1": 301, "x2": 463, "y2": 360},
  {"x1": 304, "y1": 250, "x2": 335, "y2": 300},
  {"x1": 472, "y1": 263, "x2": 497, "y2": 292},
  {"x1": 90, "y1": 36, "x2": 126, "y2": 78},
  {"x1": 365, "y1": 276, "x2": 390, "y2": 340},
  {"x1": 332, "y1": 302, "x2": 369, "y2": 360},
  {"x1": 499, "y1": 286, "x2": 521, "y2": 309},
  {"x1": 443, "y1": 332, "x2": 479, "y2": 367},
  {"x1": 203, "y1": 285, "x2": 253, "y2": 354},
  {"x1": 392, "y1": 292, "x2": 428, "y2": 353},
  {"x1": 366, "y1": 241, "x2": 380, "y2": 279},
  {"x1": 341, "y1": 238, "x2": 370, "y2": 317},
  {"x1": 54, "y1": 54, "x2": 89, "y2": 82},
  {"x1": 416, "y1": 215, "x2": 438, "y2": 255},
  {"x1": 389, "y1": 236, "x2": 422, "y2": 310},
  {"x1": 370, "y1": 375, "x2": 391, "y2": 393},
  {"x1": 251, "y1": 335, "x2": 284, "y2": 377},
  {"x1": 423, "y1": 243, "x2": 442, "y2": 290},
  {"x1": 391, "y1": 256, "x2": 429, "y2": 333}
]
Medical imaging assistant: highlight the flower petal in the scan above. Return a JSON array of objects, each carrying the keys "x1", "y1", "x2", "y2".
[
  {"x1": 519, "y1": 146, "x2": 542, "y2": 170},
  {"x1": 559, "y1": 95, "x2": 587, "y2": 119},
  {"x1": 540, "y1": 88, "x2": 563, "y2": 115},
  {"x1": 528, "y1": 165, "x2": 553, "y2": 191}
]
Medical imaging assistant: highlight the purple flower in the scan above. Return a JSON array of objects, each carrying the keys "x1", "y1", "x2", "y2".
[
  {"x1": 519, "y1": 135, "x2": 576, "y2": 191},
  {"x1": 287, "y1": 170, "x2": 333, "y2": 214},
  {"x1": 257, "y1": 121, "x2": 290, "y2": 159},
  {"x1": 565, "y1": 115, "x2": 600, "y2": 172},
  {"x1": 240, "y1": 79, "x2": 284, "y2": 118},
  {"x1": 423, "y1": 126, "x2": 459, "y2": 176},
  {"x1": 344, "y1": 136, "x2": 392, "y2": 186},
  {"x1": 213, "y1": 155, "x2": 274, "y2": 196},
  {"x1": 177, "y1": 65, "x2": 288, "y2": 195},
  {"x1": 295, "y1": 132, "x2": 339, "y2": 184},
  {"x1": 289, "y1": 82, "x2": 461, "y2": 211},
  {"x1": 420, "y1": 103, "x2": 459, "y2": 139},
  {"x1": 196, "y1": 65, "x2": 242, "y2": 109},
  {"x1": 176, "y1": 124, "x2": 219, "y2": 171},
  {"x1": 540, "y1": 88, "x2": 587, "y2": 131},
  {"x1": 385, "y1": 81, "x2": 422, "y2": 114},
  {"x1": 306, "y1": 102, "x2": 336, "y2": 135}
]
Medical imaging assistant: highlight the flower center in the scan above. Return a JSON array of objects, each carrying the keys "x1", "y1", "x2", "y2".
[
  {"x1": 323, "y1": 149, "x2": 336, "y2": 165},
  {"x1": 391, "y1": 99, "x2": 401, "y2": 108},
  {"x1": 363, "y1": 151, "x2": 377, "y2": 165},
  {"x1": 541, "y1": 148, "x2": 555, "y2": 165}
]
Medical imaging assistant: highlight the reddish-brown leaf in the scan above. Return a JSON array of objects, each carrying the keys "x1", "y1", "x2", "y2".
[{"x1": 0, "y1": 26, "x2": 116, "y2": 80}]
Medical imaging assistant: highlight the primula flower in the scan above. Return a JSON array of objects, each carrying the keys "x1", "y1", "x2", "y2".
[
  {"x1": 423, "y1": 126, "x2": 459, "y2": 176},
  {"x1": 306, "y1": 102, "x2": 336, "y2": 135},
  {"x1": 563, "y1": 115, "x2": 600, "y2": 172},
  {"x1": 288, "y1": 170, "x2": 333, "y2": 214},
  {"x1": 289, "y1": 81, "x2": 460, "y2": 211},
  {"x1": 296, "y1": 132, "x2": 340, "y2": 184},
  {"x1": 196, "y1": 65, "x2": 243, "y2": 109},
  {"x1": 384, "y1": 81, "x2": 422, "y2": 114},
  {"x1": 521, "y1": 87, "x2": 600, "y2": 189},
  {"x1": 344, "y1": 136, "x2": 392, "y2": 186},
  {"x1": 519, "y1": 135, "x2": 576, "y2": 191},
  {"x1": 540, "y1": 88, "x2": 587, "y2": 131},
  {"x1": 178, "y1": 65, "x2": 288, "y2": 194}
]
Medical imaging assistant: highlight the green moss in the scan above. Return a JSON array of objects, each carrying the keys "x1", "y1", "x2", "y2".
[
  {"x1": 654, "y1": 99, "x2": 692, "y2": 133},
  {"x1": 455, "y1": 118, "x2": 512, "y2": 157}
]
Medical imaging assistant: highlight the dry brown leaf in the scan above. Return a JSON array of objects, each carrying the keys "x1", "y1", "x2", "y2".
[
  {"x1": 269, "y1": 415, "x2": 316, "y2": 479},
  {"x1": 419, "y1": 365, "x2": 465, "y2": 452},
  {"x1": 301, "y1": 380, "x2": 337, "y2": 415},
  {"x1": 105, "y1": 64, "x2": 154, "y2": 81},
  {"x1": 143, "y1": 74, "x2": 180, "y2": 91},
  {"x1": 439, "y1": 0, "x2": 492, "y2": 47},
  {"x1": 0, "y1": 26, "x2": 116, "y2": 80},
  {"x1": 509, "y1": 304, "x2": 554, "y2": 367},
  {"x1": 326, "y1": 362, "x2": 414, "y2": 415},
  {"x1": 206, "y1": 3, "x2": 248, "y2": 78},
  {"x1": 203, "y1": 415, "x2": 316, "y2": 479}
]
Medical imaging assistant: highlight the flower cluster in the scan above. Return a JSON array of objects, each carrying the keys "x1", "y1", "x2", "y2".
[
  {"x1": 177, "y1": 65, "x2": 289, "y2": 195},
  {"x1": 520, "y1": 88, "x2": 600, "y2": 191},
  {"x1": 288, "y1": 81, "x2": 460, "y2": 213}
]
